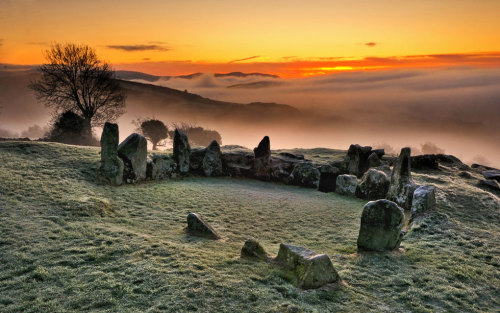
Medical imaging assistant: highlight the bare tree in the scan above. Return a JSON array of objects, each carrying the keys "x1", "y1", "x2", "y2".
[{"x1": 29, "y1": 43, "x2": 125, "y2": 142}]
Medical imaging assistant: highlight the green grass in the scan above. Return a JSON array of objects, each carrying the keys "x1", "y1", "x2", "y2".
[{"x1": 0, "y1": 141, "x2": 499, "y2": 312}]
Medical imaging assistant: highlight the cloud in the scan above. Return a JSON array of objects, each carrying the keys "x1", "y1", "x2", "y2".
[
  {"x1": 106, "y1": 44, "x2": 171, "y2": 52},
  {"x1": 364, "y1": 42, "x2": 377, "y2": 47},
  {"x1": 142, "y1": 58, "x2": 151, "y2": 61},
  {"x1": 228, "y1": 56, "x2": 260, "y2": 63},
  {"x1": 27, "y1": 41, "x2": 47, "y2": 45},
  {"x1": 0, "y1": 39, "x2": 3, "y2": 46}
]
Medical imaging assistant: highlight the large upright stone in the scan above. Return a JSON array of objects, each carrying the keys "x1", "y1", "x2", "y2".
[
  {"x1": 173, "y1": 129, "x2": 191, "y2": 174},
  {"x1": 346, "y1": 144, "x2": 373, "y2": 178},
  {"x1": 97, "y1": 122, "x2": 124, "y2": 186},
  {"x1": 336, "y1": 174, "x2": 359, "y2": 196},
  {"x1": 118, "y1": 133, "x2": 147, "y2": 183},
  {"x1": 357, "y1": 169, "x2": 390, "y2": 200},
  {"x1": 410, "y1": 185, "x2": 436, "y2": 221},
  {"x1": 275, "y1": 244, "x2": 340, "y2": 289},
  {"x1": 202, "y1": 140, "x2": 223, "y2": 176},
  {"x1": 290, "y1": 162, "x2": 320, "y2": 188},
  {"x1": 387, "y1": 147, "x2": 419, "y2": 210},
  {"x1": 318, "y1": 164, "x2": 340, "y2": 192},
  {"x1": 253, "y1": 136, "x2": 271, "y2": 180},
  {"x1": 357, "y1": 200, "x2": 404, "y2": 251}
]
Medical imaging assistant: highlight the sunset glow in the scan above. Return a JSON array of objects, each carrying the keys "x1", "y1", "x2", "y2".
[{"x1": 2, "y1": 0, "x2": 500, "y2": 77}]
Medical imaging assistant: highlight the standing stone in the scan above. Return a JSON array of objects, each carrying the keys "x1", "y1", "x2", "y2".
[
  {"x1": 202, "y1": 140, "x2": 223, "y2": 176},
  {"x1": 118, "y1": 133, "x2": 147, "y2": 183},
  {"x1": 173, "y1": 129, "x2": 191, "y2": 174},
  {"x1": 357, "y1": 200, "x2": 405, "y2": 251},
  {"x1": 367, "y1": 152, "x2": 382, "y2": 168},
  {"x1": 97, "y1": 122, "x2": 124, "y2": 186},
  {"x1": 253, "y1": 136, "x2": 271, "y2": 180},
  {"x1": 345, "y1": 144, "x2": 373, "y2": 178},
  {"x1": 410, "y1": 185, "x2": 436, "y2": 221},
  {"x1": 318, "y1": 164, "x2": 340, "y2": 192},
  {"x1": 356, "y1": 169, "x2": 390, "y2": 200},
  {"x1": 336, "y1": 174, "x2": 359, "y2": 196},
  {"x1": 186, "y1": 213, "x2": 220, "y2": 239},
  {"x1": 275, "y1": 243, "x2": 340, "y2": 289},
  {"x1": 387, "y1": 147, "x2": 419, "y2": 210},
  {"x1": 290, "y1": 162, "x2": 320, "y2": 188}
]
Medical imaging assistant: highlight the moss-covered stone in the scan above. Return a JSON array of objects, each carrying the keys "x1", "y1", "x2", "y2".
[{"x1": 357, "y1": 199, "x2": 404, "y2": 251}]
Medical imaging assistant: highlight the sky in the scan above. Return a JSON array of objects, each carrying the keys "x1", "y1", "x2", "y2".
[{"x1": 2, "y1": 0, "x2": 500, "y2": 77}]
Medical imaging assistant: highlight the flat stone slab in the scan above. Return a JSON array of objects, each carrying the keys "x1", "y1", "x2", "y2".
[
  {"x1": 482, "y1": 170, "x2": 500, "y2": 182},
  {"x1": 186, "y1": 213, "x2": 220, "y2": 239},
  {"x1": 275, "y1": 243, "x2": 340, "y2": 289}
]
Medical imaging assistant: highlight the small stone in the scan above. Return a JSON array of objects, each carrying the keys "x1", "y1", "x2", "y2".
[
  {"x1": 186, "y1": 213, "x2": 220, "y2": 239},
  {"x1": 410, "y1": 185, "x2": 437, "y2": 221},
  {"x1": 275, "y1": 243, "x2": 340, "y2": 289},
  {"x1": 357, "y1": 199, "x2": 404, "y2": 251},
  {"x1": 458, "y1": 171, "x2": 471, "y2": 178},
  {"x1": 367, "y1": 152, "x2": 382, "y2": 168},
  {"x1": 336, "y1": 174, "x2": 359, "y2": 196},
  {"x1": 241, "y1": 239, "x2": 269, "y2": 260},
  {"x1": 253, "y1": 136, "x2": 271, "y2": 180},
  {"x1": 478, "y1": 179, "x2": 500, "y2": 191}
]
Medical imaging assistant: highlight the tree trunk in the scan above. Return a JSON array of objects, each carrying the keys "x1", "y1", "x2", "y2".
[
  {"x1": 152, "y1": 142, "x2": 157, "y2": 150},
  {"x1": 82, "y1": 118, "x2": 93, "y2": 145}
]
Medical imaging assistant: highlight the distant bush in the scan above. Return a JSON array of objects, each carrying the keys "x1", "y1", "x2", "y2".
[
  {"x1": 21, "y1": 124, "x2": 49, "y2": 139},
  {"x1": 46, "y1": 111, "x2": 97, "y2": 146},
  {"x1": 169, "y1": 122, "x2": 222, "y2": 147},
  {"x1": 421, "y1": 142, "x2": 444, "y2": 154},
  {"x1": 138, "y1": 119, "x2": 169, "y2": 150}
]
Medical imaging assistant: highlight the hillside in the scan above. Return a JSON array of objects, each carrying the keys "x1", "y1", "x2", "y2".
[{"x1": 0, "y1": 141, "x2": 499, "y2": 312}]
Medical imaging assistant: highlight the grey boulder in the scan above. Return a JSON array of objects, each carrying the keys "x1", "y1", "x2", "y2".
[
  {"x1": 357, "y1": 169, "x2": 390, "y2": 200},
  {"x1": 387, "y1": 147, "x2": 419, "y2": 209},
  {"x1": 290, "y1": 162, "x2": 320, "y2": 188},
  {"x1": 410, "y1": 185, "x2": 437, "y2": 221},
  {"x1": 336, "y1": 174, "x2": 359, "y2": 196},
  {"x1": 357, "y1": 199, "x2": 404, "y2": 251},
  {"x1": 118, "y1": 133, "x2": 147, "y2": 183},
  {"x1": 146, "y1": 154, "x2": 177, "y2": 180},
  {"x1": 275, "y1": 243, "x2": 340, "y2": 289},
  {"x1": 241, "y1": 239, "x2": 269, "y2": 260}
]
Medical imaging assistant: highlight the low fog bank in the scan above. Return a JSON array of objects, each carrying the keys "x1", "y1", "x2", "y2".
[{"x1": 0, "y1": 67, "x2": 499, "y2": 167}]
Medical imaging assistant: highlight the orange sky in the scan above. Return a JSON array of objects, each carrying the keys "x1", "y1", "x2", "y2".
[{"x1": 2, "y1": 0, "x2": 500, "y2": 77}]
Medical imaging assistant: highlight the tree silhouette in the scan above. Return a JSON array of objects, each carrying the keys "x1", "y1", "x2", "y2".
[
  {"x1": 140, "y1": 119, "x2": 169, "y2": 150},
  {"x1": 29, "y1": 43, "x2": 125, "y2": 144}
]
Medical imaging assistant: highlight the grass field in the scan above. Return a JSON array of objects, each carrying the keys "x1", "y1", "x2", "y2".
[{"x1": 0, "y1": 141, "x2": 499, "y2": 312}]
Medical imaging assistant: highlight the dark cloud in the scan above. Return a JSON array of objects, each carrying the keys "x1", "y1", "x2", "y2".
[
  {"x1": 0, "y1": 39, "x2": 3, "y2": 46},
  {"x1": 228, "y1": 56, "x2": 260, "y2": 63},
  {"x1": 364, "y1": 42, "x2": 377, "y2": 47},
  {"x1": 106, "y1": 44, "x2": 171, "y2": 52}
]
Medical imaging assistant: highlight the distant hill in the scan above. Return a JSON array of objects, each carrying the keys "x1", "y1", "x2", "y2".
[{"x1": 115, "y1": 71, "x2": 280, "y2": 82}]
